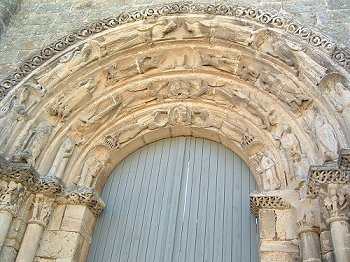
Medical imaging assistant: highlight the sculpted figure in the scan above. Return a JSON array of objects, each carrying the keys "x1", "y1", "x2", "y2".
[
  {"x1": 273, "y1": 124, "x2": 301, "y2": 160},
  {"x1": 210, "y1": 21, "x2": 253, "y2": 44},
  {"x1": 105, "y1": 121, "x2": 148, "y2": 149},
  {"x1": 23, "y1": 77, "x2": 47, "y2": 97},
  {"x1": 107, "y1": 54, "x2": 163, "y2": 83},
  {"x1": 47, "y1": 138, "x2": 75, "y2": 179},
  {"x1": 138, "y1": 18, "x2": 178, "y2": 42},
  {"x1": 217, "y1": 87, "x2": 275, "y2": 130},
  {"x1": 47, "y1": 78, "x2": 98, "y2": 120},
  {"x1": 77, "y1": 147, "x2": 110, "y2": 188},
  {"x1": 168, "y1": 105, "x2": 193, "y2": 126},
  {"x1": 250, "y1": 29, "x2": 299, "y2": 72},
  {"x1": 30, "y1": 196, "x2": 53, "y2": 225},
  {"x1": 13, "y1": 121, "x2": 53, "y2": 166},
  {"x1": 323, "y1": 79, "x2": 350, "y2": 137},
  {"x1": 0, "y1": 88, "x2": 31, "y2": 150},
  {"x1": 0, "y1": 181, "x2": 24, "y2": 209},
  {"x1": 236, "y1": 57, "x2": 267, "y2": 83},
  {"x1": 200, "y1": 52, "x2": 240, "y2": 75},
  {"x1": 273, "y1": 124, "x2": 310, "y2": 180},
  {"x1": 308, "y1": 107, "x2": 338, "y2": 162},
  {"x1": 184, "y1": 19, "x2": 252, "y2": 44},
  {"x1": 80, "y1": 95, "x2": 121, "y2": 125},
  {"x1": 40, "y1": 40, "x2": 102, "y2": 86},
  {"x1": 255, "y1": 152, "x2": 281, "y2": 191},
  {"x1": 257, "y1": 71, "x2": 312, "y2": 112},
  {"x1": 70, "y1": 96, "x2": 122, "y2": 144},
  {"x1": 183, "y1": 19, "x2": 212, "y2": 38}
]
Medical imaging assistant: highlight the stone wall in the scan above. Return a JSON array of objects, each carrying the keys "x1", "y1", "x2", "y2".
[{"x1": 0, "y1": 0, "x2": 349, "y2": 81}]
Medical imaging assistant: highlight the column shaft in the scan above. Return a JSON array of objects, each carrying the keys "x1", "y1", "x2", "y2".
[
  {"x1": 0, "y1": 211, "x2": 13, "y2": 250},
  {"x1": 299, "y1": 229, "x2": 321, "y2": 262},
  {"x1": 15, "y1": 224, "x2": 43, "y2": 262},
  {"x1": 329, "y1": 219, "x2": 350, "y2": 262}
]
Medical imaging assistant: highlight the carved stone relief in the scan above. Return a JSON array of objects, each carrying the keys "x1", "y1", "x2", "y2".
[
  {"x1": 47, "y1": 77, "x2": 99, "y2": 121},
  {"x1": 321, "y1": 73, "x2": 350, "y2": 140},
  {"x1": 46, "y1": 138, "x2": 75, "y2": 179},
  {"x1": 12, "y1": 121, "x2": 54, "y2": 166},
  {"x1": 304, "y1": 106, "x2": 339, "y2": 162},
  {"x1": 273, "y1": 124, "x2": 309, "y2": 181},
  {"x1": 0, "y1": 181, "x2": 24, "y2": 215},
  {"x1": 27, "y1": 195, "x2": 54, "y2": 229},
  {"x1": 75, "y1": 147, "x2": 110, "y2": 189},
  {"x1": 39, "y1": 40, "x2": 103, "y2": 88},
  {"x1": 107, "y1": 53, "x2": 164, "y2": 84},
  {"x1": 250, "y1": 151, "x2": 281, "y2": 191},
  {"x1": 250, "y1": 29, "x2": 299, "y2": 73},
  {"x1": 256, "y1": 71, "x2": 313, "y2": 114}
]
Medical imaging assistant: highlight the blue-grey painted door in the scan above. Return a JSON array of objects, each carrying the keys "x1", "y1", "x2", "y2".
[{"x1": 87, "y1": 137, "x2": 258, "y2": 262}]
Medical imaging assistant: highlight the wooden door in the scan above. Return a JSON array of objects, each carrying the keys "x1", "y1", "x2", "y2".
[{"x1": 87, "y1": 137, "x2": 258, "y2": 262}]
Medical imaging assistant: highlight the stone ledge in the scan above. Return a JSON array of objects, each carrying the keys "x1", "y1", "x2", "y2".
[{"x1": 250, "y1": 192, "x2": 291, "y2": 216}]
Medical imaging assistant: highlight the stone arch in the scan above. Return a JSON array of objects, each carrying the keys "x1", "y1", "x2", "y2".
[
  {"x1": 1, "y1": 3, "x2": 350, "y2": 261},
  {"x1": 1, "y1": 12, "x2": 349, "y2": 190}
]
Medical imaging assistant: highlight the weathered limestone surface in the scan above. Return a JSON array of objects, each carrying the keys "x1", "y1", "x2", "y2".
[
  {"x1": 0, "y1": 0, "x2": 349, "y2": 81},
  {"x1": 0, "y1": 1, "x2": 349, "y2": 261}
]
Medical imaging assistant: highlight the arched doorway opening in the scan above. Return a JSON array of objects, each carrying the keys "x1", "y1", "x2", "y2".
[{"x1": 87, "y1": 137, "x2": 258, "y2": 262}]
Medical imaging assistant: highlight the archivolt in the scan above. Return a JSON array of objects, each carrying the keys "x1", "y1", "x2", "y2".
[{"x1": 1, "y1": 6, "x2": 350, "y2": 193}]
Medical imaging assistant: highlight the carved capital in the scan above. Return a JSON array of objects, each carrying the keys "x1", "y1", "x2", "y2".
[
  {"x1": 296, "y1": 198, "x2": 321, "y2": 234},
  {"x1": 307, "y1": 161, "x2": 349, "y2": 197},
  {"x1": 321, "y1": 183, "x2": 350, "y2": 223},
  {"x1": 0, "y1": 154, "x2": 63, "y2": 197},
  {"x1": 57, "y1": 186, "x2": 105, "y2": 216},
  {"x1": 250, "y1": 192, "x2": 291, "y2": 216},
  {"x1": 29, "y1": 194, "x2": 54, "y2": 227},
  {"x1": 0, "y1": 154, "x2": 37, "y2": 188},
  {"x1": 0, "y1": 181, "x2": 25, "y2": 216},
  {"x1": 31, "y1": 175, "x2": 63, "y2": 196}
]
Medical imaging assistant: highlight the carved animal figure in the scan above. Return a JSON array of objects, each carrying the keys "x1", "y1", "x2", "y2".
[
  {"x1": 107, "y1": 54, "x2": 163, "y2": 83},
  {"x1": 257, "y1": 71, "x2": 312, "y2": 112},
  {"x1": 200, "y1": 53, "x2": 240, "y2": 75},
  {"x1": 138, "y1": 18, "x2": 178, "y2": 42},
  {"x1": 250, "y1": 29, "x2": 299, "y2": 72}
]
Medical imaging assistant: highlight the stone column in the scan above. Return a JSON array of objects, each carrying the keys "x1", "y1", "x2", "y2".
[
  {"x1": 0, "y1": 181, "x2": 24, "y2": 252},
  {"x1": 296, "y1": 198, "x2": 322, "y2": 262},
  {"x1": 321, "y1": 184, "x2": 350, "y2": 262},
  {"x1": 15, "y1": 194, "x2": 54, "y2": 262},
  {"x1": 250, "y1": 193, "x2": 299, "y2": 262},
  {"x1": 298, "y1": 222, "x2": 321, "y2": 262}
]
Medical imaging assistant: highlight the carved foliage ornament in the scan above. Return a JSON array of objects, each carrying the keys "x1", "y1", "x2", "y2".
[
  {"x1": 0, "y1": 2, "x2": 348, "y2": 99},
  {"x1": 0, "y1": 181, "x2": 25, "y2": 215},
  {"x1": 0, "y1": 155, "x2": 105, "y2": 216}
]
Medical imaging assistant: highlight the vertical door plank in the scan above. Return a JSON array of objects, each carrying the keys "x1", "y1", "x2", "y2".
[{"x1": 87, "y1": 137, "x2": 258, "y2": 262}]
